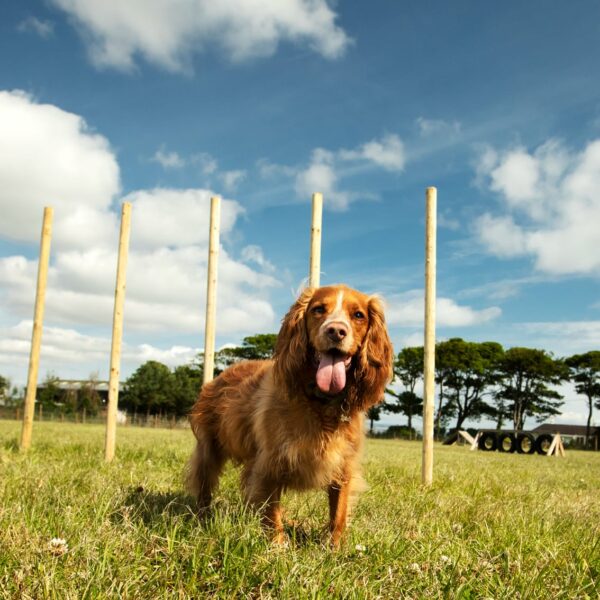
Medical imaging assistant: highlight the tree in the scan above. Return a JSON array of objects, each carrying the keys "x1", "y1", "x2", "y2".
[
  {"x1": 566, "y1": 351, "x2": 600, "y2": 448},
  {"x1": 217, "y1": 334, "x2": 278, "y2": 367},
  {"x1": 122, "y1": 361, "x2": 174, "y2": 416},
  {"x1": 38, "y1": 373, "x2": 62, "y2": 408},
  {"x1": 79, "y1": 373, "x2": 102, "y2": 416},
  {"x1": 172, "y1": 364, "x2": 202, "y2": 417},
  {"x1": 0, "y1": 375, "x2": 9, "y2": 404},
  {"x1": 385, "y1": 391, "x2": 422, "y2": 436},
  {"x1": 1, "y1": 380, "x2": 23, "y2": 408},
  {"x1": 434, "y1": 342, "x2": 454, "y2": 438},
  {"x1": 367, "y1": 405, "x2": 383, "y2": 434},
  {"x1": 393, "y1": 346, "x2": 423, "y2": 394},
  {"x1": 435, "y1": 339, "x2": 503, "y2": 432},
  {"x1": 497, "y1": 347, "x2": 569, "y2": 431},
  {"x1": 386, "y1": 347, "x2": 423, "y2": 437}
]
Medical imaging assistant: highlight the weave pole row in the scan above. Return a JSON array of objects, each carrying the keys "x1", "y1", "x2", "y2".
[{"x1": 18, "y1": 188, "x2": 436, "y2": 482}]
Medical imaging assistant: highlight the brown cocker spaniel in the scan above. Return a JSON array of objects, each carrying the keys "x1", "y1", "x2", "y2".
[{"x1": 187, "y1": 284, "x2": 394, "y2": 546}]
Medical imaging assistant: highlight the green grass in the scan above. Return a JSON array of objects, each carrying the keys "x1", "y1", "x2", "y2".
[{"x1": 1, "y1": 421, "x2": 599, "y2": 599}]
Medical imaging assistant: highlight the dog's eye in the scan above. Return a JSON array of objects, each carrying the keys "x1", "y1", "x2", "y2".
[
  {"x1": 312, "y1": 306, "x2": 325, "y2": 315},
  {"x1": 353, "y1": 311, "x2": 365, "y2": 319}
]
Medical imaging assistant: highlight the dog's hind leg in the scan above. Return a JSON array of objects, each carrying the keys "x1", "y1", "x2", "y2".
[{"x1": 186, "y1": 435, "x2": 225, "y2": 514}]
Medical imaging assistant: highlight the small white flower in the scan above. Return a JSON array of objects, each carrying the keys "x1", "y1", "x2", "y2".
[
  {"x1": 355, "y1": 543, "x2": 366, "y2": 553},
  {"x1": 48, "y1": 537, "x2": 68, "y2": 556},
  {"x1": 480, "y1": 559, "x2": 495, "y2": 572},
  {"x1": 409, "y1": 562, "x2": 421, "y2": 573},
  {"x1": 440, "y1": 554, "x2": 452, "y2": 565}
]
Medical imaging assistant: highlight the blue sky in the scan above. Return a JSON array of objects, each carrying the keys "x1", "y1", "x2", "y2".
[{"x1": 1, "y1": 1, "x2": 599, "y2": 428}]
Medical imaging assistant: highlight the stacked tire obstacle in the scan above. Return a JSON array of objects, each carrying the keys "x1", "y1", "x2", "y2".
[{"x1": 477, "y1": 430, "x2": 553, "y2": 455}]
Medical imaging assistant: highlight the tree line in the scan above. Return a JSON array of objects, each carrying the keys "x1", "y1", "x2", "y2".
[
  {"x1": 117, "y1": 334, "x2": 278, "y2": 418},
  {"x1": 375, "y1": 340, "x2": 599, "y2": 446},
  {"x1": 1, "y1": 335, "x2": 598, "y2": 444}
]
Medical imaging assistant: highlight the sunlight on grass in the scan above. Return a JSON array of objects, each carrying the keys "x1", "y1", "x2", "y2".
[{"x1": 1, "y1": 421, "x2": 599, "y2": 598}]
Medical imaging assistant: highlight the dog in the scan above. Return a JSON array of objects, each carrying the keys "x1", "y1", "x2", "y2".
[{"x1": 187, "y1": 284, "x2": 393, "y2": 546}]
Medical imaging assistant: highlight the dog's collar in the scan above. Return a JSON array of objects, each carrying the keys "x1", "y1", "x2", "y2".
[{"x1": 307, "y1": 384, "x2": 351, "y2": 422}]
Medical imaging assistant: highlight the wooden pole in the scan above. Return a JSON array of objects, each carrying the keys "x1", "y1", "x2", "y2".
[
  {"x1": 104, "y1": 202, "x2": 132, "y2": 462},
  {"x1": 203, "y1": 196, "x2": 221, "y2": 385},
  {"x1": 309, "y1": 192, "x2": 323, "y2": 288},
  {"x1": 422, "y1": 187, "x2": 437, "y2": 486},
  {"x1": 20, "y1": 207, "x2": 53, "y2": 451}
]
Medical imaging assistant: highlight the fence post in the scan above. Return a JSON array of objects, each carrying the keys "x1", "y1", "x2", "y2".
[
  {"x1": 422, "y1": 187, "x2": 437, "y2": 486},
  {"x1": 104, "y1": 202, "x2": 132, "y2": 462},
  {"x1": 20, "y1": 207, "x2": 53, "y2": 451},
  {"x1": 309, "y1": 192, "x2": 323, "y2": 288},
  {"x1": 203, "y1": 196, "x2": 221, "y2": 385}
]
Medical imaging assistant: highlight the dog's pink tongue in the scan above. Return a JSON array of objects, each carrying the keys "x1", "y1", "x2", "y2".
[{"x1": 316, "y1": 353, "x2": 347, "y2": 394}]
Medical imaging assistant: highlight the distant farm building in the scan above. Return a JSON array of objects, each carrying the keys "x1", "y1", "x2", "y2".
[{"x1": 531, "y1": 423, "x2": 600, "y2": 450}]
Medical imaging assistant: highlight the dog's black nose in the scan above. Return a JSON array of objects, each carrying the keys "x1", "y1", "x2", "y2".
[{"x1": 326, "y1": 323, "x2": 347, "y2": 342}]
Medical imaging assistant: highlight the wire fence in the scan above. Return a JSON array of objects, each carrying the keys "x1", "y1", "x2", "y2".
[{"x1": 0, "y1": 406, "x2": 190, "y2": 429}]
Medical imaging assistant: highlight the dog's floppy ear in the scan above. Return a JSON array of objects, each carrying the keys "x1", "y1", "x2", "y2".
[
  {"x1": 351, "y1": 295, "x2": 394, "y2": 411},
  {"x1": 273, "y1": 288, "x2": 314, "y2": 386}
]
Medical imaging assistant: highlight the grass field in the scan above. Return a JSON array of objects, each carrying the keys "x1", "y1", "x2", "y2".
[{"x1": 1, "y1": 420, "x2": 599, "y2": 599}]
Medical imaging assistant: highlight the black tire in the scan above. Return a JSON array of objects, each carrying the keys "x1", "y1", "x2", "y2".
[
  {"x1": 443, "y1": 431, "x2": 459, "y2": 446},
  {"x1": 478, "y1": 432, "x2": 498, "y2": 452},
  {"x1": 497, "y1": 432, "x2": 516, "y2": 453},
  {"x1": 535, "y1": 434, "x2": 554, "y2": 455},
  {"x1": 516, "y1": 433, "x2": 536, "y2": 454}
]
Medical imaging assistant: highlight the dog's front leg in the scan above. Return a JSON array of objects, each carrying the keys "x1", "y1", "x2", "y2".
[
  {"x1": 244, "y1": 468, "x2": 285, "y2": 545},
  {"x1": 328, "y1": 480, "x2": 350, "y2": 547}
]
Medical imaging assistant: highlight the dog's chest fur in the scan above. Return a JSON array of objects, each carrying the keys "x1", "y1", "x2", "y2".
[{"x1": 252, "y1": 370, "x2": 358, "y2": 490}]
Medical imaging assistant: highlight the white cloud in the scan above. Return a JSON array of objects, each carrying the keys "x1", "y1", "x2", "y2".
[
  {"x1": 490, "y1": 149, "x2": 540, "y2": 204},
  {"x1": 193, "y1": 153, "x2": 218, "y2": 175},
  {"x1": 50, "y1": 0, "x2": 351, "y2": 72},
  {"x1": 340, "y1": 134, "x2": 405, "y2": 172},
  {"x1": 0, "y1": 90, "x2": 120, "y2": 248},
  {"x1": 0, "y1": 94, "x2": 280, "y2": 382},
  {"x1": 295, "y1": 148, "x2": 351, "y2": 210},
  {"x1": 0, "y1": 321, "x2": 107, "y2": 367},
  {"x1": 0, "y1": 199, "x2": 279, "y2": 335},
  {"x1": 294, "y1": 135, "x2": 406, "y2": 210},
  {"x1": 473, "y1": 214, "x2": 527, "y2": 258},
  {"x1": 416, "y1": 117, "x2": 461, "y2": 137},
  {"x1": 256, "y1": 158, "x2": 297, "y2": 179},
  {"x1": 0, "y1": 321, "x2": 200, "y2": 383},
  {"x1": 152, "y1": 147, "x2": 186, "y2": 169},
  {"x1": 241, "y1": 245, "x2": 276, "y2": 273},
  {"x1": 152, "y1": 147, "x2": 218, "y2": 175},
  {"x1": 123, "y1": 188, "x2": 242, "y2": 250},
  {"x1": 520, "y1": 321, "x2": 600, "y2": 356},
  {"x1": 397, "y1": 331, "x2": 425, "y2": 348},
  {"x1": 459, "y1": 275, "x2": 551, "y2": 303},
  {"x1": 475, "y1": 139, "x2": 600, "y2": 275},
  {"x1": 385, "y1": 290, "x2": 501, "y2": 328},
  {"x1": 17, "y1": 16, "x2": 55, "y2": 38},
  {"x1": 131, "y1": 344, "x2": 198, "y2": 367},
  {"x1": 220, "y1": 169, "x2": 246, "y2": 192},
  {"x1": 437, "y1": 212, "x2": 460, "y2": 231}
]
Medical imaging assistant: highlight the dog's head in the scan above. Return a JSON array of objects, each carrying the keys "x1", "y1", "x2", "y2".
[{"x1": 274, "y1": 285, "x2": 394, "y2": 411}]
